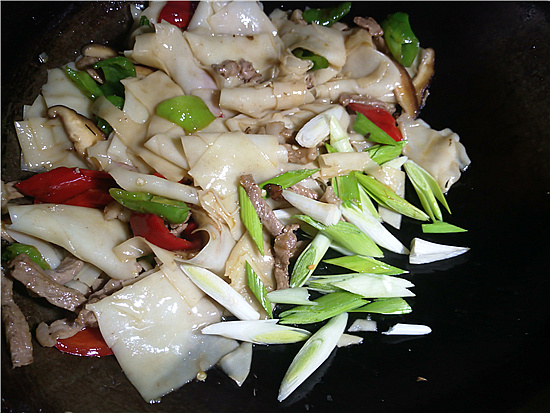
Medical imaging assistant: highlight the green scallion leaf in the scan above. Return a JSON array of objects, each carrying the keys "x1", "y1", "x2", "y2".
[
  {"x1": 353, "y1": 113, "x2": 398, "y2": 145},
  {"x1": 323, "y1": 255, "x2": 406, "y2": 275},
  {"x1": 290, "y1": 232, "x2": 332, "y2": 288},
  {"x1": 365, "y1": 140, "x2": 408, "y2": 165},
  {"x1": 238, "y1": 185, "x2": 264, "y2": 255},
  {"x1": 279, "y1": 291, "x2": 366, "y2": 325},
  {"x1": 246, "y1": 261, "x2": 273, "y2": 318},
  {"x1": 296, "y1": 215, "x2": 383, "y2": 258},
  {"x1": 352, "y1": 298, "x2": 412, "y2": 314},
  {"x1": 422, "y1": 221, "x2": 467, "y2": 233},
  {"x1": 404, "y1": 160, "x2": 451, "y2": 222},
  {"x1": 354, "y1": 172, "x2": 430, "y2": 221},
  {"x1": 259, "y1": 169, "x2": 319, "y2": 190}
]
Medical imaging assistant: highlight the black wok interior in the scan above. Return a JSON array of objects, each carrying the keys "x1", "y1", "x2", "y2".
[{"x1": 2, "y1": 2, "x2": 549, "y2": 412}]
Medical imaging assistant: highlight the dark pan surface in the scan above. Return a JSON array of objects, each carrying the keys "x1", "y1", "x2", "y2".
[{"x1": 2, "y1": 2, "x2": 550, "y2": 412}]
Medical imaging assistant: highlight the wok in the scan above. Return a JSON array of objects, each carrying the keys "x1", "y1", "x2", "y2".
[{"x1": 2, "y1": 2, "x2": 550, "y2": 412}]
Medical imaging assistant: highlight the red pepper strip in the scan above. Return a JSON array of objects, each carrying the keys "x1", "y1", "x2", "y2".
[
  {"x1": 158, "y1": 1, "x2": 197, "y2": 30},
  {"x1": 15, "y1": 167, "x2": 116, "y2": 207},
  {"x1": 63, "y1": 188, "x2": 114, "y2": 209},
  {"x1": 129, "y1": 213, "x2": 203, "y2": 251},
  {"x1": 55, "y1": 327, "x2": 113, "y2": 357},
  {"x1": 348, "y1": 103, "x2": 404, "y2": 142}
]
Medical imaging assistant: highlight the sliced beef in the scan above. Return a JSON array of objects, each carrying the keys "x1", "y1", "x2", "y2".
[
  {"x1": 239, "y1": 174, "x2": 301, "y2": 289},
  {"x1": 9, "y1": 254, "x2": 87, "y2": 312},
  {"x1": 320, "y1": 186, "x2": 342, "y2": 206},
  {"x1": 212, "y1": 59, "x2": 263, "y2": 84},
  {"x1": 45, "y1": 256, "x2": 84, "y2": 285},
  {"x1": 283, "y1": 144, "x2": 318, "y2": 164},
  {"x1": 239, "y1": 174, "x2": 285, "y2": 237},
  {"x1": 338, "y1": 93, "x2": 395, "y2": 115},
  {"x1": 288, "y1": 184, "x2": 320, "y2": 200},
  {"x1": 1, "y1": 270, "x2": 33, "y2": 367},
  {"x1": 273, "y1": 224, "x2": 299, "y2": 290}
]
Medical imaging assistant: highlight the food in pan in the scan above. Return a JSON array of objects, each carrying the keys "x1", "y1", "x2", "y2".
[{"x1": 1, "y1": 1, "x2": 470, "y2": 403}]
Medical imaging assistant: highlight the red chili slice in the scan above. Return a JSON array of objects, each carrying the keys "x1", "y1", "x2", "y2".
[
  {"x1": 348, "y1": 103, "x2": 404, "y2": 142},
  {"x1": 55, "y1": 327, "x2": 113, "y2": 357},
  {"x1": 129, "y1": 212, "x2": 203, "y2": 251},
  {"x1": 158, "y1": 1, "x2": 197, "y2": 30},
  {"x1": 15, "y1": 167, "x2": 117, "y2": 208}
]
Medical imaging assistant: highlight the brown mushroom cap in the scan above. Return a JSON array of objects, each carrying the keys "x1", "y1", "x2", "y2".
[
  {"x1": 46, "y1": 105, "x2": 105, "y2": 158},
  {"x1": 413, "y1": 48, "x2": 435, "y2": 109}
]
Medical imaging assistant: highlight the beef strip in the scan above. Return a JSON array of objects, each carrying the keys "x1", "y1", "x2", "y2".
[
  {"x1": 265, "y1": 122, "x2": 294, "y2": 143},
  {"x1": 212, "y1": 59, "x2": 263, "y2": 84},
  {"x1": 9, "y1": 254, "x2": 87, "y2": 312},
  {"x1": 353, "y1": 16, "x2": 389, "y2": 54},
  {"x1": 338, "y1": 93, "x2": 395, "y2": 115},
  {"x1": 288, "y1": 184, "x2": 320, "y2": 200},
  {"x1": 239, "y1": 174, "x2": 285, "y2": 237},
  {"x1": 45, "y1": 256, "x2": 84, "y2": 285},
  {"x1": 272, "y1": 224, "x2": 299, "y2": 290},
  {"x1": 283, "y1": 144, "x2": 318, "y2": 164},
  {"x1": 34, "y1": 277, "x2": 127, "y2": 347},
  {"x1": 1, "y1": 269, "x2": 33, "y2": 367},
  {"x1": 354, "y1": 16, "x2": 383, "y2": 37},
  {"x1": 239, "y1": 174, "x2": 300, "y2": 289},
  {"x1": 320, "y1": 186, "x2": 342, "y2": 206}
]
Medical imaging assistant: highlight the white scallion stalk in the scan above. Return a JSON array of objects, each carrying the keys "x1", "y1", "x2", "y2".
[
  {"x1": 329, "y1": 115, "x2": 354, "y2": 153},
  {"x1": 308, "y1": 273, "x2": 415, "y2": 298},
  {"x1": 179, "y1": 263, "x2": 260, "y2": 320},
  {"x1": 358, "y1": 184, "x2": 379, "y2": 220},
  {"x1": 409, "y1": 238, "x2": 469, "y2": 264},
  {"x1": 202, "y1": 319, "x2": 311, "y2": 345},
  {"x1": 295, "y1": 105, "x2": 347, "y2": 148},
  {"x1": 382, "y1": 323, "x2": 432, "y2": 335},
  {"x1": 348, "y1": 318, "x2": 378, "y2": 332},
  {"x1": 341, "y1": 203, "x2": 409, "y2": 254},
  {"x1": 273, "y1": 207, "x2": 302, "y2": 226},
  {"x1": 282, "y1": 190, "x2": 341, "y2": 226},
  {"x1": 278, "y1": 312, "x2": 348, "y2": 402},
  {"x1": 337, "y1": 333, "x2": 363, "y2": 347},
  {"x1": 267, "y1": 287, "x2": 317, "y2": 306}
]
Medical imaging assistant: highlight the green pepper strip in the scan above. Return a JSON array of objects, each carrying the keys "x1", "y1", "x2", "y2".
[
  {"x1": 109, "y1": 188, "x2": 190, "y2": 224},
  {"x1": 302, "y1": 2, "x2": 352, "y2": 27},
  {"x1": 2, "y1": 244, "x2": 50, "y2": 270},
  {"x1": 292, "y1": 48, "x2": 329, "y2": 71},
  {"x1": 156, "y1": 95, "x2": 216, "y2": 133},
  {"x1": 380, "y1": 12, "x2": 420, "y2": 67}
]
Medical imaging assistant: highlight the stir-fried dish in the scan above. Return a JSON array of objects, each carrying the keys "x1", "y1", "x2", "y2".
[{"x1": 1, "y1": 1, "x2": 471, "y2": 403}]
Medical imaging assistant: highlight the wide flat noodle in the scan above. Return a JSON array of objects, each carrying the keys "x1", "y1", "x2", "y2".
[
  {"x1": 183, "y1": 131, "x2": 285, "y2": 198},
  {"x1": 8, "y1": 204, "x2": 140, "y2": 280},
  {"x1": 186, "y1": 32, "x2": 281, "y2": 81},
  {"x1": 87, "y1": 269, "x2": 238, "y2": 402},
  {"x1": 400, "y1": 116, "x2": 471, "y2": 192}
]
